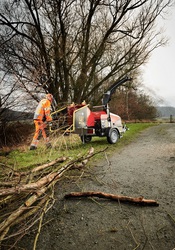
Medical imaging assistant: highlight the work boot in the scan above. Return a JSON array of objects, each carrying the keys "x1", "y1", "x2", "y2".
[
  {"x1": 30, "y1": 145, "x2": 37, "y2": 150},
  {"x1": 46, "y1": 142, "x2": 52, "y2": 149}
]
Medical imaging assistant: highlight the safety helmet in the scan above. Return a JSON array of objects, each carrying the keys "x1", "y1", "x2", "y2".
[{"x1": 46, "y1": 93, "x2": 53, "y2": 101}]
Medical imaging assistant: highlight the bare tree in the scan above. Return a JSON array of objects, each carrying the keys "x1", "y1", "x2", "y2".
[
  {"x1": 110, "y1": 86, "x2": 158, "y2": 121},
  {"x1": 0, "y1": 0, "x2": 172, "y2": 108}
]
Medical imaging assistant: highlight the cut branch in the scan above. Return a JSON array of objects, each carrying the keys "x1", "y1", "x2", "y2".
[{"x1": 64, "y1": 191, "x2": 159, "y2": 206}]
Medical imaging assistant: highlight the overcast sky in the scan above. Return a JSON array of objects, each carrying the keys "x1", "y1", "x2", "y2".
[{"x1": 142, "y1": 5, "x2": 175, "y2": 107}]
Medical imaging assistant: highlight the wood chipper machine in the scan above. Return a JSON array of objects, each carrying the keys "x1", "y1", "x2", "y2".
[{"x1": 51, "y1": 76, "x2": 131, "y2": 144}]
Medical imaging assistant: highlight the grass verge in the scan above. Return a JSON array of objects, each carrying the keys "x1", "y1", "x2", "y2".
[{"x1": 0, "y1": 122, "x2": 157, "y2": 170}]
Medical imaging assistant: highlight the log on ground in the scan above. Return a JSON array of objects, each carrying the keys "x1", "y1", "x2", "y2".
[{"x1": 64, "y1": 191, "x2": 159, "y2": 206}]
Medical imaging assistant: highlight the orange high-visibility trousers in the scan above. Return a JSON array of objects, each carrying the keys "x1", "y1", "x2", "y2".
[{"x1": 30, "y1": 120, "x2": 50, "y2": 148}]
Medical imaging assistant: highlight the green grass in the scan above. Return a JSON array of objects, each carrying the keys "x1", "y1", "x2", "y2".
[{"x1": 1, "y1": 122, "x2": 157, "y2": 170}]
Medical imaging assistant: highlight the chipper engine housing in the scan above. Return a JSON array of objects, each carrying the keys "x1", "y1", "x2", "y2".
[{"x1": 73, "y1": 104, "x2": 125, "y2": 144}]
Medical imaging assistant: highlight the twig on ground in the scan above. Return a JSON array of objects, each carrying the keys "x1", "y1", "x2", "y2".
[{"x1": 126, "y1": 221, "x2": 140, "y2": 250}]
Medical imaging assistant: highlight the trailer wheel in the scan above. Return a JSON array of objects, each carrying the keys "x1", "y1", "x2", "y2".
[
  {"x1": 80, "y1": 135, "x2": 92, "y2": 143},
  {"x1": 107, "y1": 128, "x2": 119, "y2": 144}
]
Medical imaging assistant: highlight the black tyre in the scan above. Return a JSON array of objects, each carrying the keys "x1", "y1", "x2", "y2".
[
  {"x1": 107, "y1": 128, "x2": 119, "y2": 144},
  {"x1": 80, "y1": 135, "x2": 92, "y2": 143}
]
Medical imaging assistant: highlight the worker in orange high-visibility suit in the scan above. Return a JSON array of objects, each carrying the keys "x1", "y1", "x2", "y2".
[{"x1": 30, "y1": 93, "x2": 53, "y2": 150}]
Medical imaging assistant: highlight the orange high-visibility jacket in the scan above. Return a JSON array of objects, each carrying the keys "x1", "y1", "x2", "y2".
[{"x1": 33, "y1": 98, "x2": 52, "y2": 122}]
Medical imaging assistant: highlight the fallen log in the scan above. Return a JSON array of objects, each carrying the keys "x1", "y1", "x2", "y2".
[{"x1": 64, "y1": 191, "x2": 159, "y2": 206}]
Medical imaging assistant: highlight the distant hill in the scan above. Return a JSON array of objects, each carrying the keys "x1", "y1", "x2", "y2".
[
  {"x1": 0, "y1": 108, "x2": 33, "y2": 121},
  {"x1": 156, "y1": 106, "x2": 175, "y2": 118},
  {"x1": 1, "y1": 106, "x2": 175, "y2": 121}
]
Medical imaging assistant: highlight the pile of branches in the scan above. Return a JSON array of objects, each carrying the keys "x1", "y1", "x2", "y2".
[{"x1": 0, "y1": 147, "x2": 96, "y2": 248}]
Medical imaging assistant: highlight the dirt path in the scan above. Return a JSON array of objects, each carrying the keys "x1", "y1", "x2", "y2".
[{"x1": 19, "y1": 123, "x2": 175, "y2": 250}]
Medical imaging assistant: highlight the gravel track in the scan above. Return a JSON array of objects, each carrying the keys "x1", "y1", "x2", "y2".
[{"x1": 16, "y1": 123, "x2": 175, "y2": 250}]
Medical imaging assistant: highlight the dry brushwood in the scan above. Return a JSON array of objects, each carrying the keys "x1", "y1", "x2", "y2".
[
  {"x1": 0, "y1": 146, "x2": 106, "y2": 244},
  {"x1": 65, "y1": 191, "x2": 159, "y2": 206}
]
